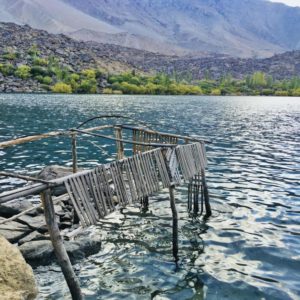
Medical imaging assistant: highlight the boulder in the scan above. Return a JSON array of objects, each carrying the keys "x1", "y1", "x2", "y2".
[
  {"x1": 17, "y1": 215, "x2": 48, "y2": 233},
  {"x1": 18, "y1": 231, "x2": 49, "y2": 245},
  {"x1": 20, "y1": 233, "x2": 102, "y2": 266},
  {"x1": 66, "y1": 234, "x2": 102, "y2": 262},
  {"x1": 37, "y1": 165, "x2": 76, "y2": 196},
  {"x1": 0, "y1": 235, "x2": 38, "y2": 300},
  {"x1": 0, "y1": 217, "x2": 32, "y2": 243},
  {"x1": 0, "y1": 198, "x2": 34, "y2": 218},
  {"x1": 19, "y1": 240, "x2": 54, "y2": 266}
]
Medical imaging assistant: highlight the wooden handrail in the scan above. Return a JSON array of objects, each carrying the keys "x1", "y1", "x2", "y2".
[{"x1": 0, "y1": 125, "x2": 114, "y2": 149}]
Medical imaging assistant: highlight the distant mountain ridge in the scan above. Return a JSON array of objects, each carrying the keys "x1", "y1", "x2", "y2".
[
  {"x1": 0, "y1": 0, "x2": 300, "y2": 57},
  {"x1": 1, "y1": 22, "x2": 300, "y2": 83}
]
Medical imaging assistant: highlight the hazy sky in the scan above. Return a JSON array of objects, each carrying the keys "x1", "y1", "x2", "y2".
[{"x1": 269, "y1": 0, "x2": 300, "y2": 6}]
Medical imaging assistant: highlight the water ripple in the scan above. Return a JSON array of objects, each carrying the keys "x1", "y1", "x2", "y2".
[{"x1": 1, "y1": 95, "x2": 300, "y2": 299}]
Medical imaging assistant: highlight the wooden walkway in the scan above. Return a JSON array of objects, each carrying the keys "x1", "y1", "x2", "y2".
[{"x1": 0, "y1": 116, "x2": 211, "y2": 300}]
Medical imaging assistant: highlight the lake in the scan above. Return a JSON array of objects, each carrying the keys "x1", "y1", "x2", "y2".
[{"x1": 0, "y1": 94, "x2": 299, "y2": 299}]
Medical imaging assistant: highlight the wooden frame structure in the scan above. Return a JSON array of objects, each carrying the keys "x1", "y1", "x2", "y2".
[{"x1": 0, "y1": 117, "x2": 211, "y2": 300}]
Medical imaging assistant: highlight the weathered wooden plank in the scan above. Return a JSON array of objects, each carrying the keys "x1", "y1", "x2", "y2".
[
  {"x1": 123, "y1": 159, "x2": 137, "y2": 203},
  {"x1": 128, "y1": 157, "x2": 143, "y2": 201},
  {"x1": 155, "y1": 149, "x2": 171, "y2": 188},
  {"x1": 86, "y1": 172, "x2": 104, "y2": 217},
  {"x1": 91, "y1": 171, "x2": 108, "y2": 216},
  {"x1": 138, "y1": 154, "x2": 152, "y2": 195},
  {"x1": 133, "y1": 155, "x2": 148, "y2": 197},
  {"x1": 95, "y1": 166, "x2": 115, "y2": 213},
  {"x1": 74, "y1": 175, "x2": 98, "y2": 224},
  {"x1": 69, "y1": 176, "x2": 93, "y2": 225},
  {"x1": 147, "y1": 151, "x2": 160, "y2": 192},
  {"x1": 71, "y1": 175, "x2": 95, "y2": 225},
  {"x1": 64, "y1": 180, "x2": 88, "y2": 227}
]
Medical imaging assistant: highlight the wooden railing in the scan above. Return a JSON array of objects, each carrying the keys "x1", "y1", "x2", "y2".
[{"x1": 0, "y1": 119, "x2": 211, "y2": 300}]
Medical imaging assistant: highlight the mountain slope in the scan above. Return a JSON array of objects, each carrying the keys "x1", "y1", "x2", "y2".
[
  {"x1": 62, "y1": 0, "x2": 300, "y2": 57},
  {"x1": 1, "y1": 0, "x2": 300, "y2": 57},
  {"x1": 0, "y1": 0, "x2": 119, "y2": 34},
  {"x1": 1, "y1": 22, "x2": 300, "y2": 82}
]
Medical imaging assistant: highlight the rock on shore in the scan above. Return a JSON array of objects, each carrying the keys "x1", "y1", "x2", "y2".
[
  {"x1": 0, "y1": 235, "x2": 38, "y2": 300},
  {"x1": 0, "y1": 166, "x2": 102, "y2": 266}
]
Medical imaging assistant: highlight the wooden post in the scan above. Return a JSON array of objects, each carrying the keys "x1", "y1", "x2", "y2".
[
  {"x1": 201, "y1": 169, "x2": 211, "y2": 217},
  {"x1": 115, "y1": 127, "x2": 124, "y2": 160},
  {"x1": 141, "y1": 196, "x2": 149, "y2": 211},
  {"x1": 42, "y1": 189, "x2": 83, "y2": 300},
  {"x1": 193, "y1": 174, "x2": 200, "y2": 214},
  {"x1": 169, "y1": 185, "x2": 179, "y2": 263},
  {"x1": 71, "y1": 133, "x2": 78, "y2": 173}
]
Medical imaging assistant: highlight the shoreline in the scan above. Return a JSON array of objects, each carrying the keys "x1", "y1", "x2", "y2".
[{"x1": 0, "y1": 92, "x2": 299, "y2": 97}]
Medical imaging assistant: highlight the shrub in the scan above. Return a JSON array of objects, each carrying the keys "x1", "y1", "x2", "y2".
[
  {"x1": 42, "y1": 76, "x2": 53, "y2": 85},
  {"x1": 51, "y1": 82, "x2": 72, "y2": 93},
  {"x1": 81, "y1": 69, "x2": 96, "y2": 79},
  {"x1": 119, "y1": 82, "x2": 142, "y2": 94},
  {"x1": 292, "y1": 88, "x2": 300, "y2": 96},
  {"x1": 33, "y1": 58, "x2": 48, "y2": 66},
  {"x1": 0, "y1": 63, "x2": 15, "y2": 76},
  {"x1": 28, "y1": 44, "x2": 40, "y2": 57},
  {"x1": 95, "y1": 68, "x2": 106, "y2": 79},
  {"x1": 103, "y1": 88, "x2": 113, "y2": 94},
  {"x1": 35, "y1": 75, "x2": 44, "y2": 83},
  {"x1": 188, "y1": 85, "x2": 203, "y2": 95},
  {"x1": 211, "y1": 88, "x2": 221, "y2": 95},
  {"x1": 40, "y1": 84, "x2": 51, "y2": 91},
  {"x1": 15, "y1": 65, "x2": 31, "y2": 79},
  {"x1": 2, "y1": 52, "x2": 18, "y2": 60},
  {"x1": 274, "y1": 90, "x2": 289, "y2": 96},
  {"x1": 113, "y1": 90, "x2": 123, "y2": 94},
  {"x1": 261, "y1": 89, "x2": 274, "y2": 96},
  {"x1": 31, "y1": 66, "x2": 49, "y2": 77}
]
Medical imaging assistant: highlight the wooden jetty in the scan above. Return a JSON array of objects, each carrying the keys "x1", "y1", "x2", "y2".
[{"x1": 0, "y1": 116, "x2": 211, "y2": 300}]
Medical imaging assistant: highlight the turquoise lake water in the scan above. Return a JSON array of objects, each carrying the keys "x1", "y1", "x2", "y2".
[{"x1": 0, "y1": 94, "x2": 299, "y2": 299}]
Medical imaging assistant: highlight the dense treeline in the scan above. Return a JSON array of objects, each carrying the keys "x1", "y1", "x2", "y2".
[{"x1": 1, "y1": 46, "x2": 300, "y2": 96}]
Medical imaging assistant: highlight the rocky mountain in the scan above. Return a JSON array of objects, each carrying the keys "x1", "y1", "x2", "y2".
[
  {"x1": 1, "y1": 21, "x2": 300, "y2": 93},
  {"x1": 0, "y1": 0, "x2": 300, "y2": 57}
]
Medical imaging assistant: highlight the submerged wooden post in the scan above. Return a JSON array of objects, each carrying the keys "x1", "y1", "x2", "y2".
[
  {"x1": 115, "y1": 127, "x2": 124, "y2": 160},
  {"x1": 169, "y1": 185, "x2": 179, "y2": 263},
  {"x1": 201, "y1": 169, "x2": 211, "y2": 217},
  {"x1": 71, "y1": 133, "x2": 78, "y2": 173},
  {"x1": 42, "y1": 189, "x2": 83, "y2": 300},
  {"x1": 141, "y1": 196, "x2": 149, "y2": 211}
]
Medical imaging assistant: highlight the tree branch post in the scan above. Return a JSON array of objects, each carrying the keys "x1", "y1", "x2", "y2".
[
  {"x1": 42, "y1": 189, "x2": 83, "y2": 300},
  {"x1": 169, "y1": 185, "x2": 179, "y2": 263},
  {"x1": 71, "y1": 133, "x2": 78, "y2": 173}
]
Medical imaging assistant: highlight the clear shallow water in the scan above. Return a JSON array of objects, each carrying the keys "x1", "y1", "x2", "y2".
[{"x1": 0, "y1": 94, "x2": 300, "y2": 300}]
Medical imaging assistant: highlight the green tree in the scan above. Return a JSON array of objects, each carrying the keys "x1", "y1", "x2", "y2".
[
  {"x1": 78, "y1": 79, "x2": 97, "y2": 94},
  {"x1": 250, "y1": 72, "x2": 267, "y2": 88}
]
